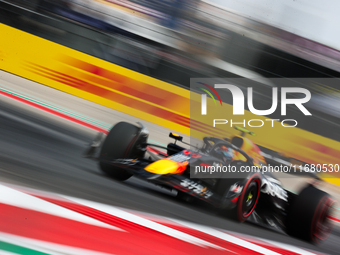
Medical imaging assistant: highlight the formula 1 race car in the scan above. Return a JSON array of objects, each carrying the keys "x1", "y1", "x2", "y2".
[{"x1": 85, "y1": 121, "x2": 335, "y2": 243}]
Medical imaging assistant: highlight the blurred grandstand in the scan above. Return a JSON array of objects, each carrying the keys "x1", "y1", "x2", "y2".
[{"x1": 1, "y1": 0, "x2": 340, "y2": 144}]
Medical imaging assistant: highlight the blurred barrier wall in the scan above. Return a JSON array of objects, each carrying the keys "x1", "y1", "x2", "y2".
[{"x1": 1, "y1": 23, "x2": 340, "y2": 182}]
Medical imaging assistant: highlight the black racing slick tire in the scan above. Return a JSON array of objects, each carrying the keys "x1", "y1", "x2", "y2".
[
  {"x1": 217, "y1": 165, "x2": 261, "y2": 223},
  {"x1": 234, "y1": 173, "x2": 261, "y2": 222},
  {"x1": 286, "y1": 185, "x2": 335, "y2": 243},
  {"x1": 99, "y1": 122, "x2": 146, "y2": 181}
]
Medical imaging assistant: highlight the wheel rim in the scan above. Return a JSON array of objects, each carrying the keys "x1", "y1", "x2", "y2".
[{"x1": 242, "y1": 181, "x2": 259, "y2": 217}]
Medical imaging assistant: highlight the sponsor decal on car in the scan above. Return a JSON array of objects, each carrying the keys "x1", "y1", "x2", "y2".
[
  {"x1": 180, "y1": 179, "x2": 213, "y2": 198},
  {"x1": 230, "y1": 183, "x2": 243, "y2": 194}
]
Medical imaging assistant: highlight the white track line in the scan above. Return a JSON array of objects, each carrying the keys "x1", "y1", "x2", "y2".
[
  {"x1": 169, "y1": 219, "x2": 300, "y2": 255},
  {"x1": 259, "y1": 239, "x2": 318, "y2": 255},
  {"x1": 0, "y1": 251, "x2": 19, "y2": 255},
  {"x1": 63, "y1": 196, "x2": 227, "y2": 251}
]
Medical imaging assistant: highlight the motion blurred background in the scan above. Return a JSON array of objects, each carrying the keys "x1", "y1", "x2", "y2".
[
  {"x1": 0, "y1": 0, "x2": 340, "y2": 173},
  {"x1": 1, "y1": 0, "x2": 340, "y2": 175},
  {"x1": 1, "y1": 1, "x2": 340, "y2": 254}
]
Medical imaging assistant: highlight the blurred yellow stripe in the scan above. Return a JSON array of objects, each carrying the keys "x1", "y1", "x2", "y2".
[{"x1": 1, "y1": 23, "x2": 340, "y2": 185}]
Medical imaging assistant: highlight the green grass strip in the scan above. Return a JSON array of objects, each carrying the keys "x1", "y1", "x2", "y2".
[{"x1": 0, "y1": 240, "x2": 50, "y2": 255}]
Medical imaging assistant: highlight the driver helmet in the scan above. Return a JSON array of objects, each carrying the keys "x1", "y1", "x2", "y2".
[{"x1": 218, "y1": 145, "x2": 234, "y2": 162}]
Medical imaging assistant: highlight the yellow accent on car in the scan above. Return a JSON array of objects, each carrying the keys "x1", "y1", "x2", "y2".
[{"x1": 145, "y1": 159, "x2": 188, "y2": 175}]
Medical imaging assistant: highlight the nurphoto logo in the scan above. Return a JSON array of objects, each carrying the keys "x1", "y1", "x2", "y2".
[
  {"x1": 197, "y1": 82, "x2": 223, "y2": 115},
  {"x1": 199, "y1": 83, "x2": 312, "y2": 128}
]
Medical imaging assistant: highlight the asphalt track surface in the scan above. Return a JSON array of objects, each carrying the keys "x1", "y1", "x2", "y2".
[{"x1": 0, "y1": 74, "x2": 340, "y2": 254}]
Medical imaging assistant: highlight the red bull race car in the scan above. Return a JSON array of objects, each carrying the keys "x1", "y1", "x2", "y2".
[{"x1": 85, "y1": 121, "x2": 336, "y2": 243}]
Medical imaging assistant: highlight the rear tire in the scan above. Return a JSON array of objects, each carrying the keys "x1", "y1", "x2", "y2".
[
  {"x1": 99, "y1": 122, "x2": 146, "y2": 181},
  {"x1": 286, "y1": 185, "x2": 335, "y2": 243}
]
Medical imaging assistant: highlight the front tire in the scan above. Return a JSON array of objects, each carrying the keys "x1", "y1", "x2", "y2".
[
  {"x1": 216, "y1": 163, "x2": 261, "y2": 222},
  {"x1": 99, "y1": 122, "x2": 146, "y2": 181},
  {"x1": 234, "y1": 173, "x2": 261, "y2": 222}
]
